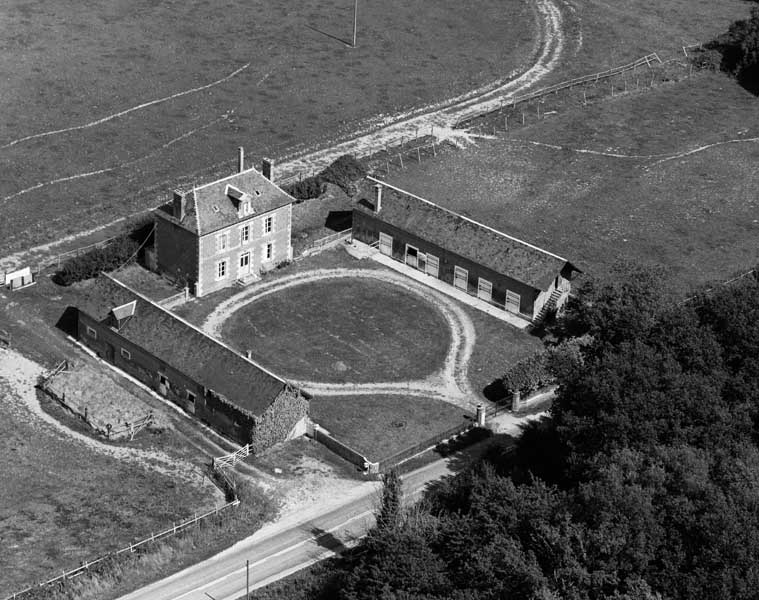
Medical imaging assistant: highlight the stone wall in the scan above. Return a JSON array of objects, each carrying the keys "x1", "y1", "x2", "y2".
[{"x1": 249, "y1": 385, "x2": 309, "y2": 453}]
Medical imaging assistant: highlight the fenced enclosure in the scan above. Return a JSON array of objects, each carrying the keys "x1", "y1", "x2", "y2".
[{"x1": 3, "y1": 500, "x2": 240, "y2": 600}]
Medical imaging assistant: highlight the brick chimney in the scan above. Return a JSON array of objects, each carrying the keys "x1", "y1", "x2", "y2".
[
  {"x1": 262, "y1": 157, "x2": 273, "y2": 181},
  {"x1": 173, "y1": 190, "x2": 186, "y2": 221},
  {"x1": 238, "y1": 146, "x2": 245, "y2": 173},
  {"x1": 374, "y1": 183, "x2": 383, "y2": 213}
]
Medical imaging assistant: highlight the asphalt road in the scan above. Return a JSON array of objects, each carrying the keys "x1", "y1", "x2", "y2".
[{"x1": 118, "y1": 458, "x2": 455, "y2": 600}]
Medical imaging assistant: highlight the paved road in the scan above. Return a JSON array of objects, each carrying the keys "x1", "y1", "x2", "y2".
[{"x1": 118, "y1": 458, "x2": 455, "y2": 600}]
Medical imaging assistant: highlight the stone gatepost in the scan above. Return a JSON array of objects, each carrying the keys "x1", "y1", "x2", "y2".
[{"x1": 511, "y1": 390, "x2": 522, "y2": 412}]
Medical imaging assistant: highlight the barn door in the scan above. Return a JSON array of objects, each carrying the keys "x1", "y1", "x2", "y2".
[
  {"x1": 405, "y1": 245, "x2": 418, "y2": 268},
  {"x1": 158, "y1": 374, "x2": 168, "y2": 396},
  {"x1": 505, "y1": 290, "x2": 521, "y2": 313},
  {"x1": 426, "y1": 254, "x2": 439, "y2": 278},
  {"x1": 379, "y1": 232, "x2": 393, "y2": 256},
  {"x1": 453, "y1": 266, "x2": 468, "y2": 291},
  {"x1": 477, "y1": 278, "x2": 493, "y2": 302}
]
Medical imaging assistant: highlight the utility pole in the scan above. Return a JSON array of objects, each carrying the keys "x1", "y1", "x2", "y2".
[
  {"x1": 352, "y1": 0, "x2": 358, "y2": 47},
  {"x1": 246, "y1": 559, "x2": 250, "y2": 599}
]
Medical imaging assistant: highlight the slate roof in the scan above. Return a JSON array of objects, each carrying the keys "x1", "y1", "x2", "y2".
[
  {"x1": 359, "y1": 178, "x2": 578, "y2": 291},
  {"x1": 79, "y1": 274, "x2": 287, "y2": 416},
  {"x1": 158, "y1": 167, "x2": 294, "y2": 236}
]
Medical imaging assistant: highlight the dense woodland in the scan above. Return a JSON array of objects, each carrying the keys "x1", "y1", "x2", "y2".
[
  {"x1": 249, "y1": 9, "x2": 759, "y2": 600},
  {"x1": 253, "y1": 259, "x2": 759, "y2": 600}
]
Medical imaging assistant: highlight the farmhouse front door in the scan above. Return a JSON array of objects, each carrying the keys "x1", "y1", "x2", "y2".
[
  {"x1": 239, "y1": 251, "x2": 251, "y2": 276},
  {"x1": 105, "y1": 343, "x2": 115, "y2": 363}
]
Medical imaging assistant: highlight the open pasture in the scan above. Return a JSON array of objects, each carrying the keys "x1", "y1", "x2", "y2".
[
  {"x1": 390, "y1": 71, "x2": 759, "y2": 291},
  {"x1": 220, "y1": 276, "x2": 451, "y2": 384},
  {"x1": 0, "y1": 0, "x2": 537, "y2": 254}
]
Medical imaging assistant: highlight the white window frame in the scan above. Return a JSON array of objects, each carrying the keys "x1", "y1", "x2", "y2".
[
  {"x1": 120, "y1": 347, "x2": 131, "y2": 360},
  {"x1": 263, "y1": 242, "x2": 274, "y2": 261},
  {"x1": 86, "y1": 325, "x2": 97, "y2": 339},
  {"x1": 426, "y1": 254, "x2": 439, "y2": 278},
  {"x1": 239, "y1": 251, "x2": 250, "y2": 269},
  {"x1": 263, "y1": 215, "x2": 273, "y2": 235},
  {"x1": 453, "y1": 266, "x2": 468, "y2": 291},
  {"x1": 240, "y1": 224, "x2": 250, "y2": 244},
  {"x1": 216, "y1": 259, "x2": 228, "y2": 280},
  {"x1": 187, "y1": 391, "x2": 197, "y2": 405},
  {"x1": 216, "y1": 231, "x2": 229, "y2": 253}
]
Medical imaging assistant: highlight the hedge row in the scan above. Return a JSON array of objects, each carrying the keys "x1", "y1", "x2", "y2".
[
  {"x1": 283, "y1": 154, "x2": 367, "y2": 201},
  {"x1": 54, "y1": 235, "x2": 140, "y2": 286}
]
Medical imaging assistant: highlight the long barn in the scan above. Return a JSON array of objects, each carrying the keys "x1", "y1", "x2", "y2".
[{"x1": 352, "y1": 177, "x2": 580, "y2": 324}]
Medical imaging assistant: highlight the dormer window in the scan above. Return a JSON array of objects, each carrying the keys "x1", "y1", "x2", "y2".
[{"x1": 110, "y1": 300, "x2": 137, "y2": 331}]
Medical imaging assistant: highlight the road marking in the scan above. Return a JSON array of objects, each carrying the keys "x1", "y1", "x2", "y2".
[{"x1": 169, "y1": 509, "x2": 375, "y2": 600}]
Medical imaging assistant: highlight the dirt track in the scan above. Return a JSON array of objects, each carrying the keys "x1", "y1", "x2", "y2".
[{"x1": 203, "y1": 268, "x2": 480, "y2": 411}]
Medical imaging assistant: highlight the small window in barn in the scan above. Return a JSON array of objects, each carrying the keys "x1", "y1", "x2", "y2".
[
  {"x1": 120, "y1": 347, "x2": 131, "y2": 360},
  {"x1": 216, "y1": 259, "x2": 228, "y2": 280},
  {"x1": 187, "y1": 391, "x2": 196, "y2": 406},
  {"x1": 263, "y1": 215, "x2": 273, "y2": 234},
  {"x1": 86, "y1": 325, "x2": 97, "y2": 339}
]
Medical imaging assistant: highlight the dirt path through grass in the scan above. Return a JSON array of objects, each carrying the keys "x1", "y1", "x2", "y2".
[
  {"x1": 203, "y1": 268, "x2": 479, "y2": 411},
  {"x1": 0, "y1": 347, "x2": 214, "y2": 487},
  {"x1": 0, "y1": 0, "x2": 564, "y2": 273}
]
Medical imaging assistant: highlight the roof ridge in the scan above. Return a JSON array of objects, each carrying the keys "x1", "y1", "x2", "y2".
[
  {"x1": 103, "y1": 273, "x2": 288, "y2": 387},
  {"x1": 367, "y1": 176, "x2": 569, "y2": 263}
]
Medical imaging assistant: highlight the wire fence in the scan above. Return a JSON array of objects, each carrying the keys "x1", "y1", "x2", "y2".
[{"x1": 4, "y1": 500, "x2": 240, "y2": 600}]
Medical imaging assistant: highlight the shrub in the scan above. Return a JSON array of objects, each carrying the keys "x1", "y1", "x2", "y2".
[
  {"x1": 319, "y1": 154, "x2": 367, "y2": 196},
  {"x1": 501, "y1": 351, "x2": 553, "y2": 397},
  {"x1": 54, "y1": 235, "x2": 140, "y2": 286},
  {"x1": 284, "y1": 176, "x2": 326, "y2": 201}
]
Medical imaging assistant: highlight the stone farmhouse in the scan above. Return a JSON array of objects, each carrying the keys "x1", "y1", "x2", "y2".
[
  {"x1": 154, "y1": 149, "x2": 294, "y2": 297},
  {"x1": 352, "y1": 177, "x2": 580, "y2": 323},
  {"x1": 75, "y1": 273, "x2": 309, "y2": 451}
]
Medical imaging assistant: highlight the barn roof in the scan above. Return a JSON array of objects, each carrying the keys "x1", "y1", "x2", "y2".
[
  {"x1": 357, "y1": 178, "x2": 578, "y2": 291},
  {"x1": 157, "y1": 167, "x2": 294, "y2": 236},
  {"x1": 78, "y1": 274, "x2": 288, "y2": 416}
]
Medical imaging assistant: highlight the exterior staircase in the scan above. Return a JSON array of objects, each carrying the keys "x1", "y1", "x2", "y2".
[{"x1": 533, "y1": 289, "x2": 563, "y2": 325}]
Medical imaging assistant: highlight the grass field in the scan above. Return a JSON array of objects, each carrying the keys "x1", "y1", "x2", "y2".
[
  {"x1": 221, "y1": 277, "x2": 451, "y2": 383},
  {"x1": 0, "y1": 0, "x2": 537, "y2": 255},
  {"x1": 0, "y1": 383, "x2": 217, "y2": 593},
  {"x1": 389, "y1": 71, "x2": 759, "y2": 292},
  {"x1": 310, "y1": 394, "x2": 470, "y2": 461}
]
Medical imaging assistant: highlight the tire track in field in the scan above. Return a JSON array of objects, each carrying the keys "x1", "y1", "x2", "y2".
[
  {"x1": 0, "y1": 0, "x2": 566, "y2": 271},
  {"x1": 202, "y1": 268, "x2": 479, "y2": 411},
  {"x1": 1, "y1": 63, "x2": 250, "y2": 149}
]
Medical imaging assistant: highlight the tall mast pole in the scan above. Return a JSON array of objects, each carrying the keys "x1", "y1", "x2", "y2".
[{"x1": 352, "y1": 0, "x2": 358, "y2": 47}]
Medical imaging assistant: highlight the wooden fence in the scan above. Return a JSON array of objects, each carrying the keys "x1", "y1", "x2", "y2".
[
  {"x1": 4, "y1": 499, "x2": 240, "y2": 600},
  {"x1": 453, "y1": 53, "x2": 662, "y2": 128},
  {"x1": 50, "y1": 234, "x2": 121, "y2": 270},
  {"x1": 212, "y1": 444, "x2": 251, "y2": 469}
]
